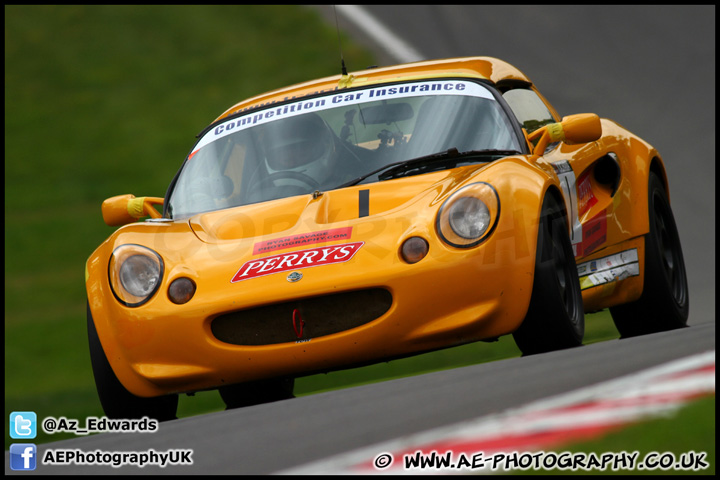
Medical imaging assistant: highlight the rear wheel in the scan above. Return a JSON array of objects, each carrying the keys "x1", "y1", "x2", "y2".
[
  {"x1": 87, "y1": 303, "x2": 178, "y2": 421},
  {"x1": 513, "y1": 193, "x2": 584, "y2": 355},
  {"x1": 609, "y1": 172, "x2": 688, "y2": 337},
  {"x1": 219, "y1": 378, "x2": 295, "y2": 409}
]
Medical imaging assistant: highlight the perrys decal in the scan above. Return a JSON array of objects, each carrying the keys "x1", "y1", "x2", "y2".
[
  {"x1": 253, "y1": 227, "x2": 353, "y2": 255},
  {"x1": 232, "y1": 242, "x2": 364, "y2": 282}
]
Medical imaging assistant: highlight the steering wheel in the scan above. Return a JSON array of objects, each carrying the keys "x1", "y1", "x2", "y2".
[
  {"x1": 257, "y1": 171, "x2": 321, "y2": 190},
  {"x1": 251, "y1": 171, "x2": 321, "y2": 199}
]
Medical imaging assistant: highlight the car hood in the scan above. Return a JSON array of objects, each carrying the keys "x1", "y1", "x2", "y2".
[{"x1": 188, "y1": 166, "x2": 489, "y2": 245}]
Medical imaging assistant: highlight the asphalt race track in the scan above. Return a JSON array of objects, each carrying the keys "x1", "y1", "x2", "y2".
[
  {"x1": 6, "y1": 326, "x2": 715, "y2": 475},
  {"x1": 6, "y1": 5, "x2": 714, "y2": 475}
]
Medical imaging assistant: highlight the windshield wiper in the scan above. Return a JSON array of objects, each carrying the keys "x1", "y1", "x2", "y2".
[{"x1": 336, "y1": 148, "x2": 521, "y2": 189}]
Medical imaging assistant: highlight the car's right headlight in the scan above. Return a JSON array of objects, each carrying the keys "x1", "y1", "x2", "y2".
[
  {"x1": 436, "y1": 182, "x2": 500, "y2": 248},
  {"x1": 109, "y1": 244, "x2": 164, "y2": 307}
]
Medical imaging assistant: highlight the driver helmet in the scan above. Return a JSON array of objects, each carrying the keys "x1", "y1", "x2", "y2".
[{"x1": 260, "y1": 112, "x2": 336, "y2": 185}]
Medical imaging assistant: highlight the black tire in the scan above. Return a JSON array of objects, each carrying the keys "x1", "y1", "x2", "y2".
[
  {"x1": 609, "y1": 172, "x2": 689, "y2": 337},
  {"x1": 513, "y1": 193, "x2": 585, "y2": 355},
  {"x1": 219, "y1": 378, "x2": 295, "y2": 409},
  {"x1": 87, "y1": 303, "x2": 178, "y2": 421}
]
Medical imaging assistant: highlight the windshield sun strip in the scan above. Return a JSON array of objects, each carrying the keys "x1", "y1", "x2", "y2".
[{"x1": 190, "y1": 79, "x2": 499, "y2": 156}]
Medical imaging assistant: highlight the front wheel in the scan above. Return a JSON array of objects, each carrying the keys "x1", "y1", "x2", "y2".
[
  {"x1": 87, "y1": 303, "x2": 178, "y2": 421},
  {"x1": 609, "y1": 172, "x2": 689, "y2": 337},
  {"x1": 512, "y1": 193, "x2": 585, "y2": 355}
]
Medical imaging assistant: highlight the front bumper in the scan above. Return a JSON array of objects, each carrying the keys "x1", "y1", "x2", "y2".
[
  {"x1": 87, "y1": 168, "x2": 544, "y2": 398},
  {"x1": 87, "y1": 219, "x2": 537, "y2": 398}
]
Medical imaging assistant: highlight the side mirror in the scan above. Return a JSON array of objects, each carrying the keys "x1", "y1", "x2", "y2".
[
  {"x1": 102, "y1": 194, "x2": 164, "y2": 226},
  {"x1": 559, "y1": 113, "x2": 602, "y2": 145},
  {"x1": 530, "y1": 113, "x2": 602, "y2": 157}
]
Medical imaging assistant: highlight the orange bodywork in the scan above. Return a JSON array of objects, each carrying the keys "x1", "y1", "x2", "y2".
[{"x1": 86, "y1": 57, "x2": 664, "y2": 397}]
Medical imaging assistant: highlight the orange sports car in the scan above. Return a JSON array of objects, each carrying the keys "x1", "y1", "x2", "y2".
[{"x1": 86, "y1": 56, "x2": 689, "y2": 420}]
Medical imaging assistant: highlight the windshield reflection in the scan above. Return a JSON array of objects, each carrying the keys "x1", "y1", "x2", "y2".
[{"x1": 168, "y1": 80, "x2": 521, "y2": 218}]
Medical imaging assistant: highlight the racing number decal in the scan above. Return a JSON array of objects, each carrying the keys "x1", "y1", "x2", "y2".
[{"x1": 551, "y1": 161, "x2": 582, "y2": 255}]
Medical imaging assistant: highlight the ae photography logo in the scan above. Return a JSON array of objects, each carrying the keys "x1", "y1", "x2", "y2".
[{"x1": 7, "y1": 410, "x2": 194, "y2": 471}]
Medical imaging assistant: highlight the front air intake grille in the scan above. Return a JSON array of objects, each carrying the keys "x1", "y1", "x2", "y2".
[{"x1": 211, "y1": 288, "x2": 393, "y2": 345}]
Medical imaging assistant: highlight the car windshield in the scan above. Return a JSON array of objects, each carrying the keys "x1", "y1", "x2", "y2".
[{"x1": 168, "y1": 79, "x2": 522, "y2": 218}]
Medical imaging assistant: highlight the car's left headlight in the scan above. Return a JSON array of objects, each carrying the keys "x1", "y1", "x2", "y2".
[
  {"x1": 109, "y1": 244, "x2": 164, "y2": 307},
  {"x1": 436, "y1": 182, "x2": 500, "y2": 248}
]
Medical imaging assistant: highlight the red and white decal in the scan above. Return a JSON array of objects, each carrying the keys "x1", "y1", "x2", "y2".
[
  {"x1": 253, "y1": 227, "x2": 353, "y2": 255},
  {"x1": 576, "y1": 169, "x2": 598, "y2": 217},
  {"x1": 577, "y1": 209, "x2": 607, "y2": 257},
  {"x1": 231, "y1": 242, "x2": 364, "y2": 282}
]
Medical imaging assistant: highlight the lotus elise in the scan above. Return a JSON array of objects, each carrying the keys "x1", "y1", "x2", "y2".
[{"x1": 85, "y1": 56, "x2": 689, "y2": 420}]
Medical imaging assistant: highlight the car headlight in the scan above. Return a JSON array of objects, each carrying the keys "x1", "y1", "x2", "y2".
[
  {"x1": 437, "y1": 182, "x2": 500, "y2": 248},
  {"x1": 109, "y1": 244, "x2": 164, "y2": 307}
]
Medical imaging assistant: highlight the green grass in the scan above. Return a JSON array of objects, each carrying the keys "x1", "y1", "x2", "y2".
[{"x1": 4, "y1": 6, "x2": 711, "y2": 470}]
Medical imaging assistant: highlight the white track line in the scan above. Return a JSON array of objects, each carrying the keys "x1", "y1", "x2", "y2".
[
  {"x1": 277, "y1": 350, "x2": 715, "y2": 474},
  {"x1": 335, "y1": 5, "x2": 425, "y2": 64}
]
